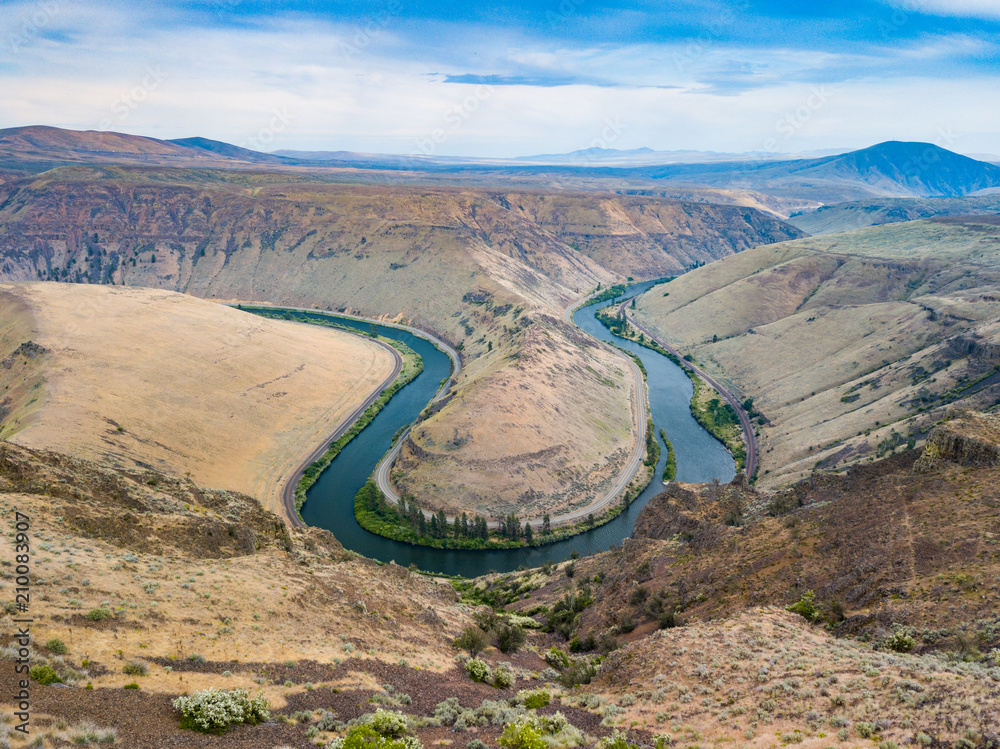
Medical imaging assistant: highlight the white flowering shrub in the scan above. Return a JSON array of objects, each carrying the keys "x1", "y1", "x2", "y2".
[
  {"x1": 366, "y1": 708, "x2": 409, "y2": 738},
  {"x1": 467, "y1": 658, "x2": 493, "y2": 683},
  {"x1": 172, "y1": 687, "x2": 270, "y2": 732}
]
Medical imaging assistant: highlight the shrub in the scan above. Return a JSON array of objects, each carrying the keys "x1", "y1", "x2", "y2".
[
  {"x1": 601, "y1": 729, "x2": 641, "y2": 749},
  {"x1": 856, "y1": 722, "x2": 879, "y2": 739},
  {"x1": 787, "y1": 591, "x2": 821, "y2": 622},
  {"x1": 884, "y1": 631, "x2": 916, "y2": 653},
  {"x1": 328, "y1": 724, "x2": 423, "y2": 749},
  {"x1": 123, "y1": 661, "x2": 148, "y2": 676},
  {"x1": 496, "y1": 624, "x2": 526, "y2": 654},
  {"x1": 498, "y1": 719, "x2": 546, "y2": 749},
  {"x1": 85, "y1": 608, "x2": 112, "y2": 622},
  {"x1": 123, "y1": 682, "x2": 140, "y2": 689},
  {"x1": 493, "y1": 663, "x2": 515, "y2": 689},
  {"x1": 66, "y1": 721, "x2": 117, "y2": 745},
  {"x1": 543, "y1": 647, "x2": 570, "y2": 670},
  {"x1": 468, "y1": 741, "x2": 489, "y2": 749},
  {"x1": 367, "y1": 708, "x2": 409, "y2": 738},
  {"x1": 516, "y1": 688, "x2": 550, "y2": 709},
  {"x1": 455, "y1": 626, "x2": 490, "y2": 658},
  {"x1": 173, "y1": 688, "x2": 270, "y2": 733},
  {"x1": 30, "y1": 664, "x2": 61, "y2": 685},
  {"x1": 558, "y1": 659, "x2": 597, "y2": 688},
  {"x1": 45, "y1": 638, "x2": 68, "y2": 654},
  {"x1": 466, "y1": 658, "x2": 493, "y2": 683}
]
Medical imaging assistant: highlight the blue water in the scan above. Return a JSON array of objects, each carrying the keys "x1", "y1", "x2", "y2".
[{"x1": 254, "y1": 288, "x2": 734, "y2": 577}]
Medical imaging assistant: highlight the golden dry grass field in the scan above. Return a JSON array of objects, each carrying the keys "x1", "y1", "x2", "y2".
[{"x1": 0, "y1": 283, "x2": 396, "y2": 520}]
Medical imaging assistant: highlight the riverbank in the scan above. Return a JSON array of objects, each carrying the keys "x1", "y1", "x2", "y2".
[
  {"x1": 241, "y1": 307, "x2": 424, "y2": 516},
  {"x1": 595, "y1": 304, "x2": 748, "y2": 473}
]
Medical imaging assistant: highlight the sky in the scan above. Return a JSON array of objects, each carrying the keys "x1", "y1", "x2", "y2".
[{"x1": 1, "y1": 0, "x2": 999, "y2": 158}]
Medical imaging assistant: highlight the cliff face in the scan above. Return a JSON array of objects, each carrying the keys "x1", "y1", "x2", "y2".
[{"x1": 914, "y1": 410, "x2": 1000, "y2": 472}]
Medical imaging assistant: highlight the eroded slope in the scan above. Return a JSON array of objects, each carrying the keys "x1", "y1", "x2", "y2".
[{"x1": 632, "y1": 218, "x2": 1000, "y2": 486}]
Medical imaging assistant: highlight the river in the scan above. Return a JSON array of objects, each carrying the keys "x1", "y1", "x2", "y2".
[{"x1": 261, "y1": 283, "x2": 734, "y2": 577}]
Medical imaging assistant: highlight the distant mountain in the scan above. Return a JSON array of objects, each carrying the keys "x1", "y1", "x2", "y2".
[
  {"x1": 781, "y1": 141, "x2": 1000, "y2": 198},
  {"x1": 0, "y1": 126, "x2": 282, "y2": 170},
  {"x1": 168, "y1": 136, "x2": 291, "y2": 164}
]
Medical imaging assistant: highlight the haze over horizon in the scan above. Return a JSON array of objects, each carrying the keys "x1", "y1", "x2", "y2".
[{"x1": 2, "y1": 0, "x2": 999, "y2": 158}]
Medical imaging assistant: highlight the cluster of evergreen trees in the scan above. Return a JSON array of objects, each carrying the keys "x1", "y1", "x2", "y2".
[{"x1": 356, "y1": 480, "x2": 558, "y2": 548}]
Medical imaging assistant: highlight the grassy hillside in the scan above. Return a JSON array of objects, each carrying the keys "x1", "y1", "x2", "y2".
[
  {"x1": 0, "y1": 283, "x2": 397, "y2": 520},
  {"x1": 632, "y1": 217, "x2": 1000, "y2": 487},
  {"x1": 2, "y1": 414, "x2": 998, "y2": 746},
  {"x1": 0, "y1": 166, "x2": 799, "y2": 518},
  {"x1": 788, "y1": 194, "x2": 1000, "y2": 235}
]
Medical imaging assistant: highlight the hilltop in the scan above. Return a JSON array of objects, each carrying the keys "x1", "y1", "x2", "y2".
[
  {"x1": 631, "y1": 216, "x2": 1000, "y2": 487},
  {"x1": 788, "y1": 194, "x2": 1000, "y2": 235},
  {"x1": 0, "y1": 283, "x2": 397, "y2": 520}
]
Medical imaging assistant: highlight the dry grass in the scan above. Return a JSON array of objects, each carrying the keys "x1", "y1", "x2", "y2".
[
  {"x1": 0, "y1": 283, "x2": 396, "y2": 520},
  {"x1": 634, "y1": 218, "x2": 1000, "y2": 486},
  {"x1": 591, "y1": 607, "x2": 1000, "y2": 745}
]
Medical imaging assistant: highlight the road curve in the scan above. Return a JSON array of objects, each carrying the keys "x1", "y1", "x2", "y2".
[
  {"x1": 230, "y1": 303, "x2": 460, "y2": 528},
  {"x1": 622, "y1": 304, "x2": 759, "y2": 480},
  {"x1": 279, "y1": 337, "x2": 402, "y2": 529}
]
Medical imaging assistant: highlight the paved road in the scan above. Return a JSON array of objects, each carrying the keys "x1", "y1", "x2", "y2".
[
  {"x1": 234, "y1": 304, "x2": 461, "y2": 528},
  {"x1": 279, "y1": 338, "x2": 402, "y2": 529},
  {"x1": 621, "y1": 304, "x2": 759, "y2": 480}
]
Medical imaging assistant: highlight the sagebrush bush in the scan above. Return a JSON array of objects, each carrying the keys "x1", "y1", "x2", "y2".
[
  {"x1": 516, "y1": 688, "x2": 550, "y2": 709},
  {"x1": 29, "y1": 664, "x2": 60, "y2": 685},
  {"x1": 172, "y1": 688, "x2": 270, "y2": 733},
  {"x1": 498, "y1": 719, "x2": 546, "y2": 749},
  {"x1": 85, "y1": 608, "x2": 111, "y2": 622},
  {"x1": 45, "y1": 638, "x2": 68, "y2": 654},
  {"x1": 328, "y1": 725, "x2": 422, "y2": 749},
  {"x1": 884, "y1": 631, "x2": 916, "y2": 653},
  {"x1": 366, "y1": 708, "x2": 409, "y2": 738},
  {"x1": 493, "y1": 662, "x2": 515, "y2": 689},
  {"x1": 122, "y1": 661, "x2": 148, "y2": 676},
  {"x1": 466, "y1": 658, "x2": 493, "y2": 683}
]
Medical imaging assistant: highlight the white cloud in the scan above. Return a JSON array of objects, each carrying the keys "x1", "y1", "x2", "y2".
[
  {"x1": 881, "y1": 0, "x2": 1000, "y2": 20},
  {"x1": 0, "y1": 0, "x2": 997, "y2": 157}
]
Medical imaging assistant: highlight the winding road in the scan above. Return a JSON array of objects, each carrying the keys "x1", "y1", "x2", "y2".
[
  {"x1": 234, "y1": 303, "x2": 462, "y2": 528},
  {"x1": 621, "y1": 304, "x2": 759, "y2": 480}
]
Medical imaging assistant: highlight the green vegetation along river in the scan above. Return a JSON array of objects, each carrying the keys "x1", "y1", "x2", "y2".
[{"x1": 247, "y1": 285, "x2": 734, "y2": 577}]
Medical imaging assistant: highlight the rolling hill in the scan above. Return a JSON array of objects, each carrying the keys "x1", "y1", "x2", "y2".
[
  {"x1": 631, "y1": 216, "x2": 1000, "y2": 487},
  {"x1": 0, "y1": 163, "x2": 801, "y2": 519},
  {"x1": 0, "y1": 282, "x2": 397, "y2": 519},
  {"x1": 787, "y1": 194, "x2": 1000, "y2": 235}
]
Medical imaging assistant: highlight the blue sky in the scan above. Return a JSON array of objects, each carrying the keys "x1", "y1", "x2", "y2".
[{"x1": 2, "y1": 0, "x2": 998, "y2": 157}]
